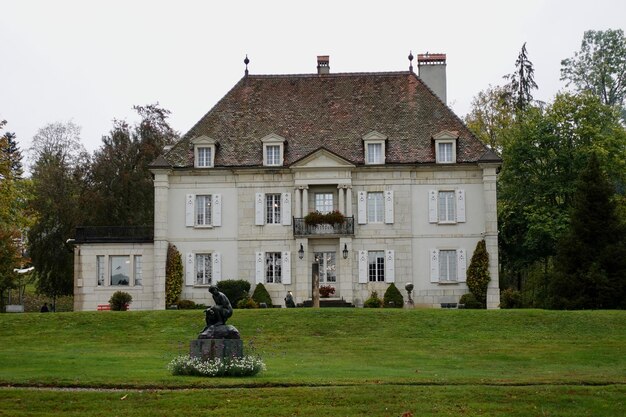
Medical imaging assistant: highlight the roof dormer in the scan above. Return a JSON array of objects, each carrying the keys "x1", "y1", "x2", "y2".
[
  {"x1": 432, "y1": 130, "x2": 458, "y2": 164},
  {"x1": 362, "y1": 131, "x2": 387, "y2": 165},
  {"x1": 261, "y1": 133, "x2": 286, "y2": 167},
  {"x1": 191, "y1": 135, "x2": 217, "y2": 168}
]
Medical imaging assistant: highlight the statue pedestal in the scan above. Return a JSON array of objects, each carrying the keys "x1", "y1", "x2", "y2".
[{"x1": 190, "y1": 339, "x2": 244, "y2": 361}]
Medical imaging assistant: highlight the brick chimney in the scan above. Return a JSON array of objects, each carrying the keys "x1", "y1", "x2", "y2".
[
  {"x1": 417, "y1": 53, "x2": 447, "y2": 104},
  {"x1": 317, "y1": 55, "x2": 330, "y2": 75}
]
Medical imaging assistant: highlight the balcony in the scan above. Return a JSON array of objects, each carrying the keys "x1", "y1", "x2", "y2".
[
  {"x1": 293, "y1": 217, "x2": 354, "y2": 237},
  {"x1": 74, "y1": 226, "x2": 154, "y2": 244}
]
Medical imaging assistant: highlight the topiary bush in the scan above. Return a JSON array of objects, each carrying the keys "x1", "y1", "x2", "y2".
[
  {"x1": 251, "y1": 283, "x2": 273, "y2": 307},
  {"x1": 500, "y1": 288, "x2": 523, "y2": 309},
  {"x1": 459, "y1": 293, "x2": 482, "y2": 309},
  {"x1": 363, "y1": 291, "x2": 383, "y2": 308},
  {"x1": 109, "y1": 291, "x2": 132, "y2": 311},
  {"x1": 237, "y1": 297, "x2": 259, "y2": 309},
  {"x1": 383, "y1": 283, "x2": 404, "y2": 308},
  {"x1": 466, "y1": 239, "x2": 490, "y2": 308},
  {"x1": 217, "y1": 279, "x2": 251, "y2": 308},
  {"x1": 165, "y1": 244, "x2": 183, "y2": 306}
]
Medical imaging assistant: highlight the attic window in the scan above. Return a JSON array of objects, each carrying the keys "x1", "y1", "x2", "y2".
[
  {"x1": 261, "y1": 133, "x2": 286, "y2": 167},
  {"x1": 191, "y1": 135, "x2": 217, "y2": 168},
  {"x1": 362, "y1": 131, "x2": 387, "y2": 165},
  {"x1": 433, "y1": 131, "x2": 458, "y2": 164}
]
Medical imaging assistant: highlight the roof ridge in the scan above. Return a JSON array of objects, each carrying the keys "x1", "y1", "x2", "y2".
[{"x1": 245, "y1": 71, "x2": 412, "y2": 79}]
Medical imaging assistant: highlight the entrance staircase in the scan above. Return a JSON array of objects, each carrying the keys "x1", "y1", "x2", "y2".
[{"x1": 298, "y1": 298, "x2": 354, "y2": 308}]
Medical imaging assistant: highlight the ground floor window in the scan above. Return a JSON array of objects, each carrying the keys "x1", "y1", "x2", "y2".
[
  {"x1": 265, "y1": 252, "x2": 282, "y2": 283},
  {"x1": 134, "y1": 255, "x2": 142, "y2": 286},
  {"x1": 97, "y1": 255, "x2": 105, "y2": 286},
  {"x1": 315, "y1": 252, "x2": 336, "y2": 283},
  {"x1": 439, "y1": 250, "x2": 457, "y2": 282},
  {"x1": 196, "y1": 253, "x2": 212, "y2": 286},
  {"x1": 95, "y1": 254, "x2": 143, "y2": 287},
  {"x1": 368, "y1": 251, "x2": 385, "y2": 282},
  {"x1": 110, "y1": 256, "x2": 130, "y2": 286}
]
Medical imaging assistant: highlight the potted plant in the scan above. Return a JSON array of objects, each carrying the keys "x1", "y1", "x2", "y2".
[
  {"x1": 319, "y1": 285, "x2": 335, "y2": 298},
  {"x1": 304, "y1": 210, "x2": 346, "y2": 226}
]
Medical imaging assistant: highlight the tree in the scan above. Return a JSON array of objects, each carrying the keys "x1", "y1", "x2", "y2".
[
  {"x1": 549, "y1": 154, "x2": 626, "y2": 309},
  {"x1": 27, "y1": 121, "x2": 89, "y2": 308},
  {"x1": 561, "y1": 29, "x2": 626, "y2": 115},
  {"x1": 504, "y1": 42, "x2": 538, "y2": 111},
  {"x1": 85, "y1": 104, "x2": 178, "y2": 226},
  {"x1": 165, "y1": 244, "x2": 183, "y2": 306},
  {"x1": 466, "y1": 240, "x2": 490, "y2": 308},
  {"x1": 465, "y1": 85, "x2": 514, "y2": 154},
  {"x1": 1, "y1": 131, "x2": 23, "y2": 178}
]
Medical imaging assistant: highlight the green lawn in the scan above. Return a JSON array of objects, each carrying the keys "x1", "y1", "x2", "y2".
[{"x1": 0, "y1": 309, "x2": 624, "y2": 416}]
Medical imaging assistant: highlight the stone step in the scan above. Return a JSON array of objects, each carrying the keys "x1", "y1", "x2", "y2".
[{"x1": 297, "y1": 298, "x2": 355, "y2": 308}]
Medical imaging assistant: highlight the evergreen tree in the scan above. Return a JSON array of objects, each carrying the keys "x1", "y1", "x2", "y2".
[
  {"x1": 466, "y1": 240, "x2": 490, "y2": 308},
  {"x1": 0, "y1": 131, "x2": 23, "y2": 178},
  {"x1": 165, "y1": 244, "x2": 183, "y2": 306},
  {"x1": 504, "y1": 42, "x2": 538, "y2": 111},
  {"x1": 549, "y1": 154, "x2": 626, "y2": 309}
]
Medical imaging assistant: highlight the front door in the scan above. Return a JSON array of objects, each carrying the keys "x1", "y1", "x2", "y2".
[{"x1": 315, "y1": 251, "x2": 337, "y2": 288}]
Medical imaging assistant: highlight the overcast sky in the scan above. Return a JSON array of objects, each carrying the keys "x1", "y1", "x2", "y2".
[{"x1": 1, "y1": 0, "x2": 625, "y2": 166}]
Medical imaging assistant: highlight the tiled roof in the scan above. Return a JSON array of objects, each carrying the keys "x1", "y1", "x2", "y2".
[{"x1": 163, "y1": 71, "x2": 499, "y2": 168}]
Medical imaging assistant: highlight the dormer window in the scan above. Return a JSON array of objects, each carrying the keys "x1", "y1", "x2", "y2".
[
  {"x1": 261, "y1": 133, "x2": 286, "y2": 167},
  {"x1": 192, "y1": 135, "x2": 217, "y2": 168},
  {"x1": 363, "y1": 131, "x2": 387, "y2": 165},
  {"x1": 433, "y1": 131, "x2": 458, "y2": 164}
]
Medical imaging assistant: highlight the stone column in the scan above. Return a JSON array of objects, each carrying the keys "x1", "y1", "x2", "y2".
[
  {"x1": 346, "y1": 186, "x2": 353, "y2": 217},
  {"x1": 295, "y1": 188, "x2": 302, "y2": 218},
  {"x1": 480, "y1": 164, "x2": 500, "y2": 309},
  {"x1": 152, "y1": 169, "x2": 171, "y2": 310},
  {"x1": 338, "y1": 185, "x2": 345, "y2": 214},
  {"x1": 302, "y1": 186, "x2": 309, "y2": 215}
]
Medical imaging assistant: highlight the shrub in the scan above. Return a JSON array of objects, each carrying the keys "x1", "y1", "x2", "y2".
[
  {"x1": 168, "y1": 355, "x2": 266, "y2": 377},
  {"x1": 237, "y1": 297, "x2": 259, "y2": 309},
  {"x1": 165, "y1": 244, "x2": 183, "y2": 306},
  {"x1": 109, "y1": 291, "x2": 132, "y2": 311},
  {"x1": 459, "y1": 293, "x2": 482, "y2": 309},
  {"x1": 304, "y1": 210, "x2": 345, "y2": 226},
  {"x1": 383, "y1": 283, "x2": 404, "y2": 308},
  {"x1": 319, "y1": 285, "x2": 335, "y2": 298},
  {"x1": 177, "y1": 299, "x2": 196, "y2": 310},
  {"x1": 251, "y1": 283, "x2": 273, "y2": 307},
  {"x1": 217, "y1": 279, "x2": 251, "y2": 308},
  {"x1": 500, "y1": 288, "x2": 523, "y2": 309},
  {"x1": 466, "y1": 239, "x2": 490, "y2": 308},
  {"x1": 363, "y1": 291, "x2": 383, "y2": 308},
  {"x1": 324, "y1": 210, "x2": 346, "y2": 224}
]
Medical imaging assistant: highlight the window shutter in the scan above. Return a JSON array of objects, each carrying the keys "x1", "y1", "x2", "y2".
[
  {"x1": 385, "y1": 250, "x2": 395, "y2": 283},
  {"x1": 255, "y1": 193, "x2": 265, "y2": 226},
  {"x1": 185, "y1": 194, "x2": 195, "y2": 227},
  {"x1": 384, "y1": 190, "x2": 394, "y2": 224},
  {"x1": 282, "y1": 251, "x2": 291, "y2": 284},
  {"x1": 255, "y1": 252, "x2": 264, "y2": 284},
  {"x1": 457, "y1": 249, "x2": 467, "y2": 282},
  {"x1": 212, "y1": 194, "x2": 222, "y2": 227},
  {"x1": 429, "y1": 249, "x2": 439, "y2": 283},
  {"x1": 428, "y1": 190, "x2": 438, "y2": 223},
  {"x1": 358, "y1": 250, "x2": 368, "y2": 283},
  {"x1": 185, "y1": 253, "x2": 195, "y2": 286},
  {"x1": 213, "y1": 252, "x2": 221, "y2": 283},
  {"x1": 456, "y1": 189, "x2": 466, "y2": 223},
  {"x1": 281, "y1": 193, "x2": 292, "y2": 226},
  {"x1": 357, "y1": 191, "x2": 367, "y2": 224}
]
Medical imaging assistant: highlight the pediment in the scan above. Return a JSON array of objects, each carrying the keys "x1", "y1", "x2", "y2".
[
  {"x1": 362, "y1": 130, "x2": 387, "y2": 141},
  {"x1": 291, "y1": 148, "x2": 355, "y2": 169},
  {"x1": 432, "y1": 130, "x2": 459, "y2": 140},
  {"x1": 191, "y1": 135, "x2": 217, "y2": 145}
]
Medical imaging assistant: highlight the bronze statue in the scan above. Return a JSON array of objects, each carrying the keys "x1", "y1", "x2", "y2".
[{"x1": 198, "y1": 286, "x2": 239, "y2": 339}]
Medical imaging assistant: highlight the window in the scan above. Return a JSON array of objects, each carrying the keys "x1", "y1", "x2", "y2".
[
  {"x1": 437, "y1": 142, "x2": 453, "y2": 163},
  {"x1": 196, "y1": 147, "x2": 212, "y2": 167},
  {"x1": 367, "y1": 192, "x2": 384, "y2": 223},
  {"x1": 367, "y1": 143, "x2": 383, "y2": 164},
  {"x1": 438, "y1": 191, "x2": 456, "y2": 222},
  {"x1": 368, "y1": 251, "x2": 385, "y2": 282},
  {"x1": 134, "y1": 255, "x2": 142, "y2": 286},
  {"x1": 266, "y1": 145, "x2": 281, "y2": 166},
  {"x1": 96, "y1": 256, "x2": 105, "y2": 286},
  {"x1": 265, "y1": 252, "x2": 282, "y2": 283},
  {"x1": 315, "y1": 193, "x2": 334, "y2": 214},
  {"x1": 266, "y1": 194, "x2": 281, "y2": 224},
  {"x1": 192, "y1": 135, "x2": 217, "y2": 168},
  {"x1": 315, "y1": 252, "x2": 336, "y2": 283},
  {"x1": 110, "y1": 256, "x2": 130, "y2": 286},
  {"x1": 439, "y1": 250, "x2": 457, "y2": 282},
  {"x1": 196, "y1": 253, "x2": 212, "y2": 286},
  {"x1": 195, "y1": 195, "x2": 212, "y2": 226}
]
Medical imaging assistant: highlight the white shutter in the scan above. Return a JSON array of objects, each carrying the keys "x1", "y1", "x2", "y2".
[
  {"x1": 282, "y1": 251, "x2": 291, "y2": 284},
  {"x1": 185, "y1": 253, "x2": 195, "y2": 286},
  {"x1": 457, "y1": 248, "x2": 467, "y2": 282},
  {"x1": 456, "y1": 189, "x2": 466, "y2": 223},
  {"x1": 358, "y1": 250, "x2": 368, "y2": 283},
  {"x1": 384, "y1": 190, "x2": 394, "y2": 224},
  {"x1": 212, "y1": 194, "x2": 222, "y2": 227},
  {"x1": 255, "y1": 193, "x2": 265, "y2": 225},
  {"x1": 281, "y1": 193, "x2": 292, "y2": 226},
  {"x1": 255, "y1": 252, "x2": 264, "y2": 284},
  {"x1": 212, "y1": 252, "x2": 221, "y2": 283},
  {"x1": 385, "y1": 250, "x2": 395, "y2": 283},
  {"x1": 185, "y1": 194, "x2": 195, "y2": 227},
  {"x1": 357, "y1": 191, "x2": 367, "y2": 224},
  {"x1": 428, "y1": 190, "x2": 438, "y2": 223},
  {"x1": 429, "y1": 249, "x2": 439, "y2": 283}
]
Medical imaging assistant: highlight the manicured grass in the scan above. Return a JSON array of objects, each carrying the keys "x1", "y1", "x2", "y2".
[{"x1": 0, "y1": 309, "x2": 624, "y2": 415}]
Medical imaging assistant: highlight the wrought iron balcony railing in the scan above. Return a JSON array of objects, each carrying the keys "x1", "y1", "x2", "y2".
[
  {"x1": 293, "y1": 217, "x2": 354, "y2": 237},
  {"x1": 74, "y1": 226, "x2": 154, "y2": 243}
]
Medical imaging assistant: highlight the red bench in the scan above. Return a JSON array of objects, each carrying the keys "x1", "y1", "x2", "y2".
[{"x1": 97, "y1": 304, "x2": 110, "y2": 311}]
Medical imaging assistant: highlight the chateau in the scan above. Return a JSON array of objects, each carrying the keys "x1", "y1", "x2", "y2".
[{"x1": 73, "y1": 54, "x2": 501, "y2": 310}]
